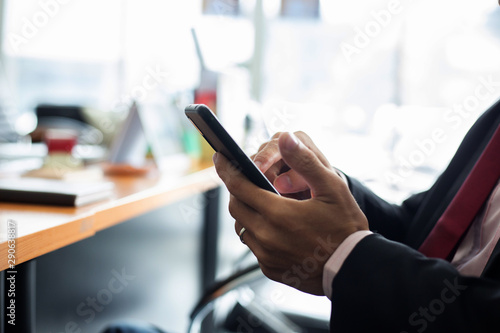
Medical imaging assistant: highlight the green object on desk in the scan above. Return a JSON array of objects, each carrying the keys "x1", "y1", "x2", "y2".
[{"x1": 182, "y1": 128, "x2": 202, "y2": 159}]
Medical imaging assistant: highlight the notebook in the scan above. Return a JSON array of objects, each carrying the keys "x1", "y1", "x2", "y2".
[{"x1": 0, "y1": 178, "x2": 114, "y2": 207}]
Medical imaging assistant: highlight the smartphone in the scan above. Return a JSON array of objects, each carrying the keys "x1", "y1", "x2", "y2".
[{"x1": 185, "y1": 104, "x2": 279, "y2": 194}]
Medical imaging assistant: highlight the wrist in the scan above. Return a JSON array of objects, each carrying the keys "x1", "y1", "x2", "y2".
[{"x1": 322, "y1": 230, "x2": 373, "y2": 299}]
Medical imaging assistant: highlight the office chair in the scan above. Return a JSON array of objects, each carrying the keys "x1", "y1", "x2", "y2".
[
  {"x1": 102, "y1": 251, "x2": 331, "y2": 333},
  {"x1": 188, "y1": 257, "x2": 331, "y2": 333}
]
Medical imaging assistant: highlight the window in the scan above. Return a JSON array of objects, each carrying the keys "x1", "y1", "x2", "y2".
[
  {"x1": 257, "y1": 0, "x2": 500, "y2": 202},
  {"x1": 1, "y1": 0, "x2": 499, "y2": 201},
  {"x1": 2, "y1": 0, "x2": 123, "y2": 110}
]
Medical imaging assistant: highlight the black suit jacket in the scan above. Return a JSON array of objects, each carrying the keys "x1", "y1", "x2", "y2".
[{"x1": 330, "y1": 100, "x2": 500, "y2": 332}]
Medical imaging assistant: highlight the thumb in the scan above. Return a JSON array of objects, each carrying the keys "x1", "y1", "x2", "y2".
[{"x1": 278, "y1": 132, "x2": 342, "y2": 199}]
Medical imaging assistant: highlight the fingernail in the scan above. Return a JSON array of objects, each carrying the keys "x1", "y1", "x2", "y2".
[
  {"x1": 285, "y1": 133, "x2": 300, "y2": 150},
  {"x1": 254, "y1": 160, "x2": 262, "y2": 170},
  {"x1": 212, "y1": 153, "x2": 218, "y2": 164},
  {"x1": 276, "y1": 174, "x2": 292, "y2": 190}
]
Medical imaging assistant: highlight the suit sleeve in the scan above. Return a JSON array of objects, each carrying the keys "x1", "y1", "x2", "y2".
[
  {"x1": 330, "y1": 233, "x2": 500, "y2": 333},
  {"x1": 346, "y1": 176, "x2": 427, "y2": 243}
]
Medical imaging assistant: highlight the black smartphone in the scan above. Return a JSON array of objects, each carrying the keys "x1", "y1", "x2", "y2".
[{"x1": 185, "y1": 104, "x2": 279, "y2": 194}]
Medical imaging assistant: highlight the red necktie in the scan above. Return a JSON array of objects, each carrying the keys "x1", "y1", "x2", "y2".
[{"x1": 419, "y1": 124, "x2": 500, "y2": 260}]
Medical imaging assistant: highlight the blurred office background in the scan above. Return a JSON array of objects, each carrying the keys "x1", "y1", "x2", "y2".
[{"x1": 1, "y1": 0, "x2": 500, "y2": 332}]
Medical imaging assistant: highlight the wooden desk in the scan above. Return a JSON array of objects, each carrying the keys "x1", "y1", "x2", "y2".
[{"x1": 0, "y1": 165, "x2": 222, "y2": 332}]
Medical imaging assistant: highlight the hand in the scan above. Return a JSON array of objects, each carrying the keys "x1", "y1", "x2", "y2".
[
  {"x1": 213, "y1": 132, "x2": 368, "y2": 295},
  {"x1": 252, "y1": 131, "x2": 333, "y2": 199}
]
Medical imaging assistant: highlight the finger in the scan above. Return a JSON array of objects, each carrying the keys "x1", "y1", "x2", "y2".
[
  {"x1": 235, "y1": 220, "x2": 259, "y2": 251},
  {"x1": 254, "y1": 132, "x2": 282, "y2": 160},
  {"x1": 278, "y1": 132, "x2": 344, "y2": 200},
  {"x1": 293, "y1": 131, "x2": 331, "y2": 169},
  {"x1": 255, "y1": 131, "x2": 333, "y2": 193},
  {"x1": 252, "y1": 131, "x2": 331, "y2": 174},
  {"x1": 274, "y1": 169, "x2": 310, "y2": 194},
  {"x1": 253, "y1": 138, "x2": 282, "y2": 173},
  {"x1": 213, "y1": 152, "x2": 278, "y2": 214},
  {"x1": 264, "y1": 159, "x2": 288, "y2": 186},
  {"x1": 253, "y1": 138, "x2": 291, "y2": 185},
  {"x1": 228, "y1": 195, "x2": 262, "y2": 230}
]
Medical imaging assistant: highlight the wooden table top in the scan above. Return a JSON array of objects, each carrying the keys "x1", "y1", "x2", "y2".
[{"x1": 0, "y1": 163, "x2": 220, "y2": 271}]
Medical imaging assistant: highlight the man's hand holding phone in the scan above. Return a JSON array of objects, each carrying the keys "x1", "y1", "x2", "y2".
[{"x1": 213, "y1": 131, "x2": 369, "y2": 295}]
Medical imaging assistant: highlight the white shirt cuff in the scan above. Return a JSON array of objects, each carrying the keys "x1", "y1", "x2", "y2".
[{"x1": 322, "y1": 230, "x2": 373, "y2": 300}]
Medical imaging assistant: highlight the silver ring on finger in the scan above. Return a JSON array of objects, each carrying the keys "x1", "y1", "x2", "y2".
[{"x1": 239, "y1": 227, "x2": 247, "y2": 244}]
